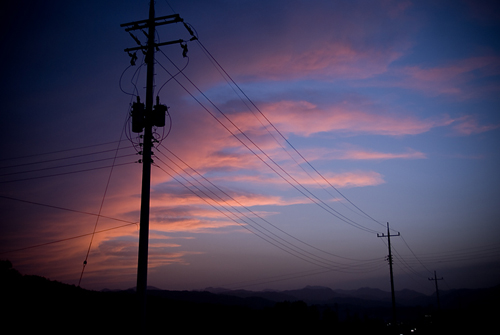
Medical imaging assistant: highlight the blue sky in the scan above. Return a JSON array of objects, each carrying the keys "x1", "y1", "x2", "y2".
[{"x1": 1, "y1": 0, "x2": 499, "y2": 294}]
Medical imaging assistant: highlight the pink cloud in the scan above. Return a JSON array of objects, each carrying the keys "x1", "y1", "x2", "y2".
[
  {"x1": 238, "y1": 100, "x2": 452, "y2": 137},
  {"x1": 215, "y1": 166, "x2": 385, "y2": 190},
  {"x1": 330, "y1": 171, "x2": 385, "y2": 188},
  {"x1": 303, "y1": 146, "x2": 426, "y2": 161},
  {"x1": 383, "y1": 0, "x2": 413, "y2": 18},
  {"x1": 204, "y1": 0, "x2": 415, "y2": 84},
  {"x1": 336, "y1": 148, "x2": 426, "y2": 160},
  {"x1": 450, "y1": 115, "x2": 500, "y2": 136},
  {"x1": 297, "y1": 170, "x2": 385, "y2": 189},
  {"x1": 250, "y1": 43, "x2": 404, "y2": 81},
  {"x1": 391, "y1": 56, "x2": 500, "y2": 97}
]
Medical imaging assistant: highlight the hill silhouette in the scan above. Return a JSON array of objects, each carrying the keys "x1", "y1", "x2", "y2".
[{"x1": 1, "y1": 260, "x2": 498, "y2": 334}]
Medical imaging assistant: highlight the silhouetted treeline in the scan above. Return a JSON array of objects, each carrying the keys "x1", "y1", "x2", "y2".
[{"x1": 1, "y1": 260, "x2": 498, "y2": 334}]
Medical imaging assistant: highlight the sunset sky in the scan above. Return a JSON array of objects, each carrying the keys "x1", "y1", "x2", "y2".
[{"x1": 1, "y1": 0, "x2": 499, "y2": 295}]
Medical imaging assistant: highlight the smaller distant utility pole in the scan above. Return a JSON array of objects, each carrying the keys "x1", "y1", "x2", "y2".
[
  {"x1": 377, "y1": 222, "x2": 400, "y2": 325},
  {"x1": 428, "y1": 270, "x2": 443, "y2": 310}
]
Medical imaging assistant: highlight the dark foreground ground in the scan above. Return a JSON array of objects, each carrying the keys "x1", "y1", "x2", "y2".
[{"x1": 1, "y1": 260, "x2": 498, "y2": 334}]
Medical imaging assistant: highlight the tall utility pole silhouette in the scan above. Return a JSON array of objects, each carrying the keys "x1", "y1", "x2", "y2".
[
  {"x1": 377, "y1": 222, "x2": 400, "y2": 325},
  {"x1": 429, "y1": 270, "x2": 443, "y2": 310},
  {"x1": 120, "y1": 2, "x2": 195, "y2": 333}
]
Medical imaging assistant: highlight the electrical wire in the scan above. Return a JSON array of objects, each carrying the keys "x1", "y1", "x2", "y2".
[
  {"x1": 158, "y1": 143, "x2": 380, "y2": 262},
  {"x1": 0, "y1": 140, "x2": 125, "y2": 163},
  {"x1": 0, "y1": 195, "x2": 137, "y2": 225},
  {"x1": 152, "y1": 159, "x2": 333, "y2": 270},
  {"x1": 156, "y1": 55, "x2": 189, "y2": 98},
  {"x1": 0, "y1": 222, "x2": 138, "y2": 256},
  {"x1": 78, "y1": 142, "x2": 126, "y2": 286},
  {"x1": 399, "y1": 233, "x2": 433, "y2": 274},
  {"x1": 0, "y1": 154, "x2": 136, "y2": 178},
  {"x1": 0, "y1": 162, "x2": 136, "y2": 184},
  {"x1": 222, "y1": 260, "x2": 386, "y2": 290},
  {"x1": 119, "y1": 64, "x2": 137, "y2": 96},
  {"x1": 78, "y1": 81, "x2": 145, "y2": 286},
  {"x1": 194, "y1": 38, "x2": 386, "y2": 231},
  {"x1": 394, "y1": 244, "x2": 500, "y2": 264},
  {"x1": 155, "y1": 53, "x2": 381, "y2": 235},
  {"x1": 0, "y1": 145, "x2": 134, "y2": 171},
  {"x1": 112, "y1": 13, "x2": 498, "y2": 291},
  {"x1": 152, "y1": 155, "x2": 384, "y2": 273}
]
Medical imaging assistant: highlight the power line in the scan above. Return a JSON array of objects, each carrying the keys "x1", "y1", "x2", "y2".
[
  {"x1": 152, "y1": 154, "x2": 384, "y2": 273},
  {"x1": 0, "y1": 222, "x2": 138, "y2": 255},
  {"x1": 0, "y1": 162, "x2": 136, "y2": 184},
  {"x1": 0, "y1": 145, "x2": 134, "y2": 170},
  {"x1": 152, "y1": 159, "x2": 335, "y2": 269},
  {"x1": 223, "y1": 261, "x2": 386, "y2": 290},
  {"x1": 158, "y1": 144, "x2": 381, "y2": 262},
  {"x1": 155, "y1": 53, "x2": 380, "y2": 234},
  {"x1": 393, "y1": 245, "x2": 500, "y2": 264},
  {"x1": 400, "y1": 233, "x2": 433, "y2": 274},
  {"x1": 0, "y1": 140, "x2": 125, "y2": 162},
  {"x1": 0, "y1": 195, "x2": 136, "y2": 225},
  {"x1": 78, "y1": 116, "x2": 132, "y2": 286},
  {"x1": 0, "y1": 153, "x2": 136, "y2": 177},
  {"x1": 195, "y1": 39, "x2": 386, "y2": 230}
]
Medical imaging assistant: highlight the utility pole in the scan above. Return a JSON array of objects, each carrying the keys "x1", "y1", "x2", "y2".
[
  {"x1": 428, "y1": 270, "x2": 443, "y2": 310},
  {"x1": 120, "y1": 2, "x2": 195, "y2": 333},
  {"x1": 377, "y1": 222, "x2": 400, "y2": 326},
  {"x1": 137, "y1": 5, "x2": 155, "y2": 327}
]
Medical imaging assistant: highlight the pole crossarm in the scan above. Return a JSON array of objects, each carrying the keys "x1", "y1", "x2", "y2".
[
  {"x1": 377, "y1": 231, "x2": 401, "y2": 238},
  {"x1": 120, "y1": 14, "x2": 183, "y2": 31},
  {"x1": 121, "y1": 12, "x2": 196, "y2": 54},
  {"x1": 124, "y1": 39, "x2": 185, "y2": 53}
]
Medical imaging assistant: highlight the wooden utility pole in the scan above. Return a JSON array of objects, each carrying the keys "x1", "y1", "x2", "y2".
[
  {"x1": 377, "y1": 222, "x2": 400, "y2": 326},
  {"x1": 428, "y1": 270, "x2": 443, "y2": 310},
  {"x1": 121, "y1": 2, "x2": 193, "y2": 333},
  {"x1": 136, "y1": 4, "x2": 155, "y2": 326}
]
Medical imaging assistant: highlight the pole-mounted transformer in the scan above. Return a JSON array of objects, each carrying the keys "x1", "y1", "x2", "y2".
[
  {"x1": 153, "y1": 96, "x2": 168, "y2": 128},
  {"x1": 131, "y1": 96, "x2": 145, "y2": 133},
  {"x1": 132, "y1": 96, "x2": 167, "y2": 132}
]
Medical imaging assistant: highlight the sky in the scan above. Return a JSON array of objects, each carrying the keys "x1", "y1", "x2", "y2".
[{"x1": 1, "y1": 0, "x2": 499, "y2": 295}]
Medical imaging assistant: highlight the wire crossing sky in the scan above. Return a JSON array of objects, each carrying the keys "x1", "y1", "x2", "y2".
[{"x1": 1, "y1": 0, "x2": 499, "y2": 294}]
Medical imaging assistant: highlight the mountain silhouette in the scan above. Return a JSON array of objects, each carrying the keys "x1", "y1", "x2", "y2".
[{"x1": 2, "y1": 260, "x2": 498, "y2": 334}]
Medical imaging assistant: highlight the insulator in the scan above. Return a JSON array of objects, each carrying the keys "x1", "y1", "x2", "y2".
[
  {"x1": 131, "y1": 96, "x2": 145, "y2": 133},
  {"x1": 181, "y1": 43, "x2": 188, "y2": 58}
]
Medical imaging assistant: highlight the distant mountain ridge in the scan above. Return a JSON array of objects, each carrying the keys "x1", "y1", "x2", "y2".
[
  {"x1": 2, "y1": 260, "x2": 499, "y2": 334},
  {"x1": 203, "y1": 285, "x2": 430, "y2": 307}
]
